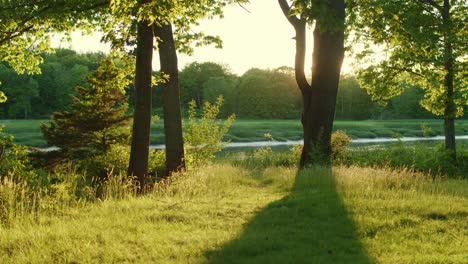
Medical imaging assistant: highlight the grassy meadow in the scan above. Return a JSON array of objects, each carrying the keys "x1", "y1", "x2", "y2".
[
  {"x1": 1, "y1": 163, "x2": 467, "y2": 263},
  {"x1": 1, "y1": 117, "x2": 467, "y2": 262},
  {"x1": 1, "y1": 119, "x2": 468, "y2": 147}
]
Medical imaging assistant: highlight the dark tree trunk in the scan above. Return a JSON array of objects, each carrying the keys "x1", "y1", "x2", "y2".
[
  {"x1": 154, "y1": 23, "x2": 186, "y2": 176},
  {"x1": 127, "y1": 0, "x2": 154, "y2": 189},
  {"x1": 303, "y1": 4, "x2": 345, "y2": 166},
  {"x1": 442, "y1": 0, "x2": 456, "y2": 161},
  {"x1": 279, "y1": 0, "x2": 345, "y2": 168}
]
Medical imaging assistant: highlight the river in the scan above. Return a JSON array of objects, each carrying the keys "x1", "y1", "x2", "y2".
[
  {"x1": 150, "y1": 135, "x2": 468, "y2": 149},
  {"x1": 35, "y1": 135, "x2": 468, "y2": 152}
]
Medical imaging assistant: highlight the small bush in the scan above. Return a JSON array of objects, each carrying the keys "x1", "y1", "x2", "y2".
[
  {"x1": 0, "y1": 127, "x2": 36, "y2": 183},
  {"x1": 184, "y1": 96, "x2": 235, "y2": 169},
  {"x1": 81, "y1": 144, "x2": 130, "y2": 179},
  {"x1": 331, "y1": 130, "x2": 352, "y2": 161},
  {"x1": 420, "y1": 122, "x2": 434, "y2": 137},
  {"x1": 148, "y1": 149, "x2": 166, "y2": 179},
  {"x1": 252, "y1": 146, "x2": 275, "y2": 167},
  {"x1": 290, "y1": 144, "x2": 303, "y2": 158}
]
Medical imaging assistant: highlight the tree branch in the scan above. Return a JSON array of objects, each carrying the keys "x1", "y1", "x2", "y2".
[
  {"x1": 278, "y1": 0, "x2": 310, "y2": 93},
  {"x1": 0, "y1": 25, "x2": 36, "y2": 46},
  {"x1": 278, "y1": 0, "x2": 301, "y2": 28},
  {"x1": 237, "y1": 3, "x2": 251, "y2": 13}
]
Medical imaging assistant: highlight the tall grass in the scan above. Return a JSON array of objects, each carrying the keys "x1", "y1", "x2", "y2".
[
  {"x1": 0, "y1": 167, "x2": 139, "y2": 227},
  {"x1": 1, "y1": 162, "x2": 466, "y2": 263},
  {"x1": 0, "y1": 175, "x2": 39, "y2": 226}
]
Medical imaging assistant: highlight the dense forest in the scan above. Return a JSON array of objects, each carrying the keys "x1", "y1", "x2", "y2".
[{"x1": 0, "y1": 49, "x2": 445, "y2": 120}]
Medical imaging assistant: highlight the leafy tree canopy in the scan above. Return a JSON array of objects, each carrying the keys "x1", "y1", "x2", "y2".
[
  {"x1": 349, "y1": 0, "x2": 467, "y2": 117},
  {"x1": 0, "y1": 0, "x2": 109, "y2": 101},
  {"x1": 105, "y1": 0, "x2": 248, "y2": 55}
]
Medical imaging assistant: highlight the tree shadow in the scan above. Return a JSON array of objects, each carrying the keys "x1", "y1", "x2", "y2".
[{"x1": 205, "y1": 166, "x2": 372, "y2": 263}]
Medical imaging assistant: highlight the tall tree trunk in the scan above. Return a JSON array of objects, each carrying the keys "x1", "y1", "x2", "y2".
[
  {"x1": 154, "y1": 23, "x2": 186, "y2": 176},
  {"x1": 305, "y1": 0, "x2": 345, "y2": 165},
  {"x1": 127, "y1": 0, "x2": 154, "y2": 189},
  {"x1": 279, "y1": 0, "x2": 345, "y2": 167},
  {"x1": 442, "y1": 0, "x2": 456, "y2": 161}
]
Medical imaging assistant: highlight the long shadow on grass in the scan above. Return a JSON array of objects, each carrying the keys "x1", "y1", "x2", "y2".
[{"x1": 205, "y1": 166, "x2": 372, "y2": 264}]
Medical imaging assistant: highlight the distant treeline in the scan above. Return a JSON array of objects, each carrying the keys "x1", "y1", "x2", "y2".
[{"x1": 0, "y1": 49, "x2": 449, "y2": 120}]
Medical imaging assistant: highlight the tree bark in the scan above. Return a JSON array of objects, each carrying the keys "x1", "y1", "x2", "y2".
[
  {"x1": 128, "y1": 0, "x2": 154, "y2": 189},
  {"x1": 154, "y1": 23, "x2": 186, "y2": 176},
  {"x1": 279, "y1": 0, "x2": 345, "y2": 167},
  {"x1": 305, "y1": 0, "x2": 345, "y2": 165},
  {"x1": 442, "y1": 0, "x2": 456, "y2": 161}
]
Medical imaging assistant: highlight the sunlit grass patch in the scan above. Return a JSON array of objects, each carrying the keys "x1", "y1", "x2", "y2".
[
  {"x1": 334, "y1": 166, "x2": 468, "y2": 263},
  {"x1": 0, "y1": 163, "x2": 467, "y2": 263}
]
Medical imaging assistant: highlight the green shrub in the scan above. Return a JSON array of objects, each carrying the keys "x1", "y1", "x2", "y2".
[
  {"x1": 184, "y1": 96, "x2": 235, "y2": 169},
  {"x1": 251, "y1": 146, "x2": 275, "y2": 167},
  {"x1": 80, "y1": 144, "x2": 130, "y2": 179},
  {"x1": 420, "y1": 122, "x2": 434, "y2": 137},
  {"x1": 290, "y1": 144, "x2": 303, "y2": 158},
  {"x1": 148, "y1": 150, "x2": 166, "y2": 179},
  {"x1": 331, "y1": 130, "x2": 351, "y2": 161},
  {"x1": 0, "y1": 127, "x2": 36, "y2": 183}
]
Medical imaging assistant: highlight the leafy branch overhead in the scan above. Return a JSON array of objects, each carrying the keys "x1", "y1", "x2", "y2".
[
  {"x1": 0, "y1": 0, "x2": 110, "y2": 102},
  {"x1": 106, "y1": 0, "x2": 248, "y2": 55},
  {"x1": 0, "y1": 0, "x2": 109, "y2": 74},
  {"x1": 279, "y1": 0, "x2": 345, "y2": 31}
]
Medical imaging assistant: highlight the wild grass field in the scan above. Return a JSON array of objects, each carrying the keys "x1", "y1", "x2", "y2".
[
  {"x1": 1, "y1": 162, "x2": 467, "y2": 263},
  {"x1": 1, "y1": 119, "x2": 467, "y2": 147}
]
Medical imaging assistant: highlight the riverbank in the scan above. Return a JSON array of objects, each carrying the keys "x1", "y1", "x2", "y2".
[{"x1": 1, "y1": 119, "x2": 467, "y2": 147}]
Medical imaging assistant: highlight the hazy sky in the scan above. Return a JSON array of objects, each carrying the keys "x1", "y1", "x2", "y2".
[{"x1": 51, "y1": 1, "x2": 352, "y2": 75}]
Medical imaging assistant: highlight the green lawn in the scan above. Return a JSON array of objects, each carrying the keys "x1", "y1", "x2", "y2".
[
  {"x1": 1, "y1": 119, "x2": 468, "y2": 147},
  {"x1": 1, "y1": 164, "x2": 467, "y2": 263}
]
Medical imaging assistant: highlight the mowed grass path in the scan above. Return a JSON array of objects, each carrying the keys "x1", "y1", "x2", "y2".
[
  {"x1": 1, "y1": 164, "x2": 467, "y2": 263},
  {"x1": 2, "y1": 119, "x2": 468, "y2": 147}
]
